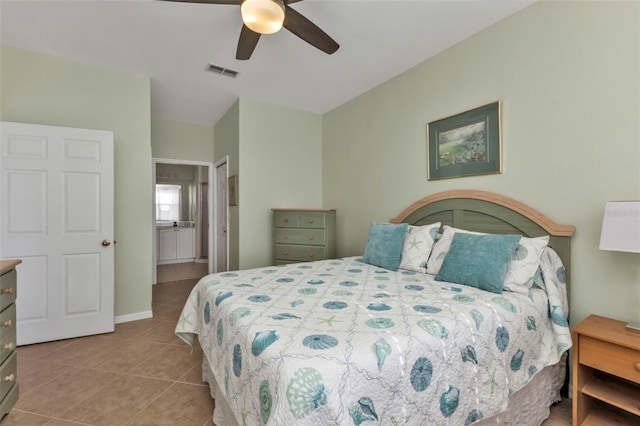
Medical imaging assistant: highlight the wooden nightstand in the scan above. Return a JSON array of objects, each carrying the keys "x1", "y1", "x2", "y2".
[{"x1": 572, "y1": 315, "x2": 640, "y2": 425}]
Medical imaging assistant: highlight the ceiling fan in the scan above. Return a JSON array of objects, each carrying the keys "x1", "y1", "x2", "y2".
[{"x1": 161, "y1": 0, "x2": 339, "y2": 60}]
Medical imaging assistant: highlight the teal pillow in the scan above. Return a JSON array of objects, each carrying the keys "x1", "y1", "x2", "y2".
[
  {"x1": 362, "y1": 222, "x2": 409, "y2": 271},
  {"x1": 435, "y1": 233, "x2": 521, "y2": 294}
]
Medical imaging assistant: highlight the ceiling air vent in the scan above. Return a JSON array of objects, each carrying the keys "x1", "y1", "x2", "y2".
[{"x1": 206, "y1": 63, "x2": 238, "y2": 78}]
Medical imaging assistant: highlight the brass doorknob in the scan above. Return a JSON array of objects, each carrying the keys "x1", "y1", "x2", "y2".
[{"x1": 101, "y1": 240, "x2": 111, "y2": 247}]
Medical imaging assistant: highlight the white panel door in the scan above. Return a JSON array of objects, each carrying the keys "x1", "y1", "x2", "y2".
[{"x1": 0, "y1": 121, "x2": 114, "y2": 345}]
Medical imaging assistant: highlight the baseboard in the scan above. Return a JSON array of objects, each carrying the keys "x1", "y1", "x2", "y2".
[
  {"x1": 195, "y1": 258, "x2": 208, "y2": 264},
  {"x1": 115, "y1": 310, "x2": 153, "y2": 324}
]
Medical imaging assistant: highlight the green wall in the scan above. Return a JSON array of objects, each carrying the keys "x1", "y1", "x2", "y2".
[
  {"x1": 238, "y1": 98, "x2": 323, "y2": 269},
  {"x1": 214, "y1": 100, "x2": 240, "y2": 271},
  {"x1": 213, "y1": 98, "x2": 323, "y2": 270},
  {"x1": 1, "y1": 45, "x2": 153, "y2": 319},
  {"x1": 322, "y1": 1, "x2": 640, "y2": 326},
  {"x1": 151, "y1": 118, "x2": 213, "y2": 162}
]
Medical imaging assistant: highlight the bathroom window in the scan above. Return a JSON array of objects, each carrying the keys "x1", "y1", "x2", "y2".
[{"x1": 156, "y1": 184, "x2": 181, "y2": 221}]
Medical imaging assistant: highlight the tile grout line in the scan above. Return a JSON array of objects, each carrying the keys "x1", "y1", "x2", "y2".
[
  {"x1": 123, "y1": 380, "x2": 186, "y2": 425},
  {"x1": 52, "y1": 368, "x2": 126, "y2": 424},
  {"x1": 11, "y1": 266, "x2": 207, "y2": 425}
]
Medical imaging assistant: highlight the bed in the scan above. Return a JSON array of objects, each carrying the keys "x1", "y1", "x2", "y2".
[{"x1": 176, "y1": 190, "x2": 576, "y2": 425}]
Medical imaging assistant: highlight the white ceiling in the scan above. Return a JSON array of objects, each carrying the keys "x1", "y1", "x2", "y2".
[{"x1": 0, "y1": 0, "x2": 535, "y2": 126}]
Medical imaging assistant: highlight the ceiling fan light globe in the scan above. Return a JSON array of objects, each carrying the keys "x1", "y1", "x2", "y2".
[{"x1": 241, "y1": 0, "x2": 285, "y2": 35}]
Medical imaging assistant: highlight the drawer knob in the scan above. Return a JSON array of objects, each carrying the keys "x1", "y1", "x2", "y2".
[
  {"x1": 2, "y1": 288, "x2": 14, "y2": 295},
  {"x1": 2, "y1": 342, "x2": 14, "y2": 351},
  {"x1": 308, "y1": 252, "x2": 314, "y2": 258},
  {"x1": 2, "y1": 320, "x2": 12, "y2": 327},
  {"x1": 3, "y1": 373, "x2": 14, "y2": 382},
  {"x1": 308, "y1": 219, "x2": 314, "y2": 223},
  {"x1": 635, "y1": 363, "x2": 640, "y2": 373},
  {"x1": 308, "y1": 236, "x2": 314, "y2": 240},
  {"x1": 283, "y1": 235, "x2": 288, "y2": 240},
  {"x1": 283, "y1": 250, "x2": 289, "y2": 256},
  {"x1": 283, "y1": 218, "x2": 289, "y2": 223}
]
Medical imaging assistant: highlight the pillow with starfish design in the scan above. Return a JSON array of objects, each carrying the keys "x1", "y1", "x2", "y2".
[{"x1": 398, "y1": 222, "x2": 441, "y2": 273}]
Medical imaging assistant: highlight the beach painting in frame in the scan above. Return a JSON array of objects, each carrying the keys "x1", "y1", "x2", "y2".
[{"x1": 427, "y1": 101, "x2": 501, "y2": 180}]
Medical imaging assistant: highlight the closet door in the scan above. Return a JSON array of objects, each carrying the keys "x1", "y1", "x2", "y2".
[{"x1": 0, "y1": 121, "x2": 114, "y2": 345}]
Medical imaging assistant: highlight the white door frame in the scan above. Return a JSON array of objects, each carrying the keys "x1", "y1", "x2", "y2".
[
  {"x1": 151, "y1": 158, "x2": 214, "y2": 284},
  {"x1": 213, "y1": 156, "x2": 229, "y2": 273}
]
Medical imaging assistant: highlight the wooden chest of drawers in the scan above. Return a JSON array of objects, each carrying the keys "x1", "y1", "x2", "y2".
[
  {"x1": 272, "y1": 209, "x2": 336, "y2": 265},
  {"x1": 0, "y1": 260, "x2": 20, "y2": 420}
]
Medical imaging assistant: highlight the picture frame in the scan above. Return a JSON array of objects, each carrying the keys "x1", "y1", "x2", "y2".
[
  {"x1": 427, "y1": 101, "x2": 502, "y2": 180},
  {"x1": 228, "y1": 175, "x2": 238, "y2": 206}
]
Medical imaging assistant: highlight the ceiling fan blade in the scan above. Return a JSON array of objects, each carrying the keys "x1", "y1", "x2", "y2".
[
  {"x1": 236, "y1": 25, "x2": 261, "y2": 60},
  {"x1": 283, "y1": 5, "x2": 339, "y2": 55},
  {"x1": 158, "y1": 0, "x2": 240, "y2": 4}
]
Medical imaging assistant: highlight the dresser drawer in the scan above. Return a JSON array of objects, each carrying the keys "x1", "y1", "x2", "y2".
[
  {"x1": 0, "y1": 305, "x2": 15, "y2": 341},
  {"x1": 274, "y1": 212, "x2": 299, "y2": 228},
  {"x1": 0, "y1": 351, "x2": 16, "y2": 404},
  {"x1": 0, "y1": 326, "x2": 15, "y2": 366},
  {"x1": 0, "y1": 270, "x2": 16, "y2": 313},
  {"x1": 275, "y1": 244, "x2": 326, "y2": 262},
  {"x1": 298, "y1": 212, "x2": 326, "y2": 229},
  {"x1": 275, "y1": 229, "x2": 326, "y2": 246},
  {"x1": 580, "y1": 335, "x2": 640, "y2": 384},
  {"x1": 274, "y1": 211, "x2": 328, "y2": 229}
]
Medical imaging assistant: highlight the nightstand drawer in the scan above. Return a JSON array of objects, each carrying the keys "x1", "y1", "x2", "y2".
[
  {"x1": 0, "y1": 305, "x2": 15, "y2": 340},
  {"x1": 580, "y1": 335, "x2": 640, "y2": 384},
  {"x1": 275, "y1": 244, "x2": 326, "y2": 262},
  {"x1": 0, "y1": 351, "x2": 16, "y2": 403},
  {"x1": 275, "y1": 229, "x2": 326, "y2": 246},
  {"x1": 0, "y1": 270, "x2": 16, "y2": 312}
]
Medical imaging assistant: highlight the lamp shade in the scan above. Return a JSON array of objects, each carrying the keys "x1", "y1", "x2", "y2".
[
  {"x1": 599, "y1": 201, "x2": 640, "y2": 253},
  {"x1": 241, "y1": 0, "x2": 285, "y2": 35}
]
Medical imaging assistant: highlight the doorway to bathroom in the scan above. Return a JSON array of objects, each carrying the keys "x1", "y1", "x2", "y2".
[{"x1": 151, "y1": 158, "x2": 218, "y2": 284}]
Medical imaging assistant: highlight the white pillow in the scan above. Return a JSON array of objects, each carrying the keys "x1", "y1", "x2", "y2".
[
  {"x1": 426, "y1": 226, "x2": 482, "y2": 275},
  {"x1": 504, "y1": 235, "x2": 549, "y2": 293},
  {"x1": 425, "y1": 225, "x2": 549, "y2": 293},
  {"x1": 398, "y1": 222, "x2": 441, "y2": 273}
]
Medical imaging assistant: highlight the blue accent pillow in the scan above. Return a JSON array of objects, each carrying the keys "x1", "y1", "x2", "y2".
[
  {"x1": 362, "y1": 222, "x2": 409, "y2": 271},
  {"x1": 435, "y1": 233, "x2": 521, "y2": 294}
]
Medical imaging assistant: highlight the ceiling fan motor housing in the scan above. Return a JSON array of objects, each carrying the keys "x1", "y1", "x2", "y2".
[{"x1": 241, "y1": 0, "x2": 285, "y2": 35}]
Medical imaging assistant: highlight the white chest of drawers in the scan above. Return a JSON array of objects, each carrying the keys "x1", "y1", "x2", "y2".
[{"x1": 272, "y1": 209, "x2": 336, "y2": 265}]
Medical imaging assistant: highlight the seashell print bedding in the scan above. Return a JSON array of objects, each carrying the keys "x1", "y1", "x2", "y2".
[{"x1": 176, "y1": 249, "x2": 571, "y2": 425}]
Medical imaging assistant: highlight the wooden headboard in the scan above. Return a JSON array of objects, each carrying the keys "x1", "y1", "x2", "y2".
[{"x1": 390, "y1": 190, "x2": 576, "y2": 287}]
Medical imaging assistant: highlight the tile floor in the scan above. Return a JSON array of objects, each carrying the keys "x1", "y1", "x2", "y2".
[
  {"x1": 2, "y1": 261, "x2": 572, "y2": 425},
  {"x1": 157, "y1": 261, "x2": 209, "y2": 284}
]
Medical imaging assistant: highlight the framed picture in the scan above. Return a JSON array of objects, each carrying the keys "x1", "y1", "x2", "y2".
[
  {"x1": 427, "y1": 101, "x2": 502, "y2": 180},
  {"x1": 228, "y1": 175, "x2": 238, "y2": 206}
]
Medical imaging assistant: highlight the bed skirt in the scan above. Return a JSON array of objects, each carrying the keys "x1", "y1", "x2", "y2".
[{"x1": 201, "y1": 353, "x2": 567, "y2": 426}]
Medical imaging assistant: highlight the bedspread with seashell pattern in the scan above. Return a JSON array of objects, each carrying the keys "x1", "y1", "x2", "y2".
[{"x1": 176, "y1": 249, "x2": 571, "y2": 426}]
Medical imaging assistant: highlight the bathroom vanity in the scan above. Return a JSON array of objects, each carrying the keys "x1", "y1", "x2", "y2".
[{"x1": 156, "y1": 223, "x2": 195, "y2": 264}]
